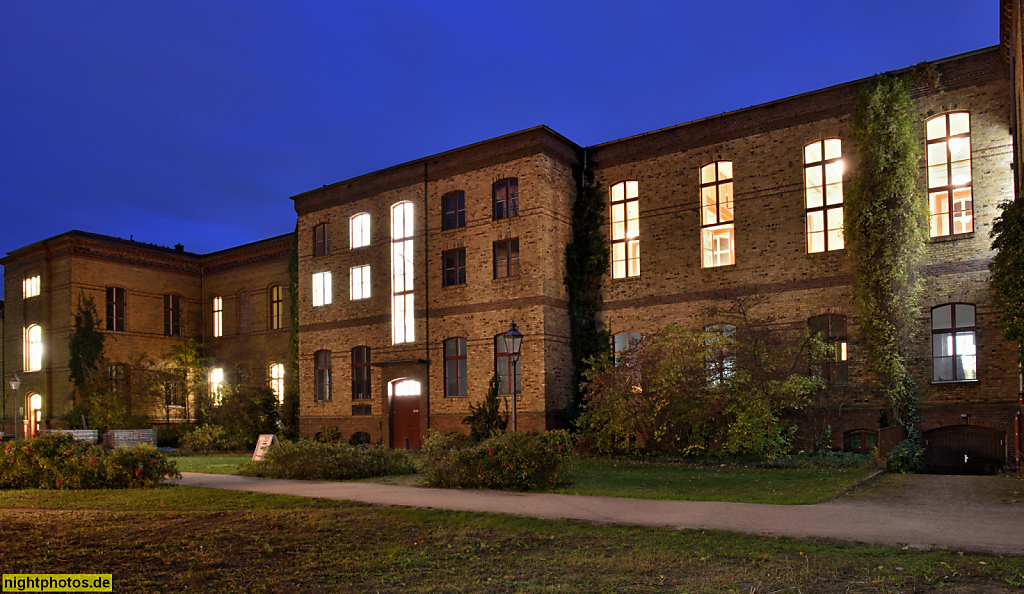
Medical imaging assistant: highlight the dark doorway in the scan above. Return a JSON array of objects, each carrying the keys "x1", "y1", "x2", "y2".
[
  {"x1": 389, "y1": 379, "x2": 421, "y2": 449},
  {"x1": 923, "y1": 425, "x2": 1005, "y2": 474}
]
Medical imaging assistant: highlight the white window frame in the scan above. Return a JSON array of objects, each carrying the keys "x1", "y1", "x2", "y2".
[
  {"x1": 24, "y1": 325, "x2": 42, "y2": 372},
  {"x1": 351, "y1": 213, "x2": 371, "y2": 249},
  {"x1": 23, "y1": 275, "x2": 40, "y2": 299},
  {"x1": 269, "y1": 363, "x2": 285, "y2": 404},
  {"x1": 312, "y1": 272, "x2": 332, "y2": 307},
  {"x1": 351, "y1": 265, "x2": 371, "y2": 300},
  {"x1": 212, "y1": 296, "x2": 223, "y2": 337},
  {"x1": 391, "y1": 202, "x2": 415, "y2": 344},
  {"x1": 209, "y1": 367, "x2": 224, "y2": 405}
]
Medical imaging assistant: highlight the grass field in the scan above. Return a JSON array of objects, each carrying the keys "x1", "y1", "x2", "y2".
[{"x1": 0, "y1": 487, "x2": 1020, "y2": 593}]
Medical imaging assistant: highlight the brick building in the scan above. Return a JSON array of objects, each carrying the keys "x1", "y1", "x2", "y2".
[{"x1": 0, "y1": 231, "x2": 291, "y2": 437}]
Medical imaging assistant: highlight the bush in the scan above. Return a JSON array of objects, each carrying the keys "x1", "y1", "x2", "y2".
[
  {"x1": 179, "y1": 425, "x2": 245, "y2": 453},
  {"x1": 156, "y1": 424, "x2": 190, "y2": 448},
  {"x1": 421, "y1": 430, "x2": 574, "y2": 491},
  {"x1": 887, "y1": 435, "x2": 924, "y2": 473},
  {"x1": 315, "y1": 426, "x2": 342, "y2": 443},
  {"x1": 238, "y1": 439, "x2": 416, "y2": 481},
  {"x1": 758, "y1": 451, "x2": 873, "y2": 469},
  {"x1": 348, "y1": 431, "x2": 371, "y2": 446},
  {"x1": 0, "y1": 433, "x2": 179, "y2": 489}
]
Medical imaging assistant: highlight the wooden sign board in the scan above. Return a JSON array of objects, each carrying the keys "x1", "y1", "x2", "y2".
[{"x1": 252, "y1": 434, "x2": 279, "y2": 461}]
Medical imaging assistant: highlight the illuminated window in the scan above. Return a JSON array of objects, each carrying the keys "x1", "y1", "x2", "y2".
[
  {"x1": 805, "y1": 139, "x2": 844, "y2": 252},
  {"x1": 444, "y1": 338, "x2": 468, "y2": 397},
  {"x1": 314, "y1": 350, "x2": 332, "y2": 402},
  {"x1": 493, "y1": 178, "x2": 518, "y2": 220},
  {"x1": 391, "y1": 202, "x2": 415, "y2": 343},
  {"x1": 269, "y1": 285, "x2": 284, "y2": 330},
  {"x1": 610, "y1": 181, "x2": 640, "y2": 278},
  {"x1": 809, "y1": 314, "x2": 848, "y2": 385},
  {"x1": 493, "y1": 239, "x2": 519, "y2": 279},
  {"x1": 270, "y1": 363, "x2": 285, "y2": 404},
  {"x1": 442, "y1": 248, "x2": 466, "y2": 286},
  {"x1": 209, "y1": 367, "x2": 224, "y2": 405},
  {"x1": 314, "y1": 222, "x2": 330, "y2": 256},
  {"x1": 22, "y1": 275, "x2": 40, "y2": 299},
  {"x1": 700, "y1": 162, "x2": 735, "y2": 267},
  {"x1": 705, "y1": 324, "x2": 736, "y2": 387},
  {"x1": 495, "y1": 335, "x2": 521, "y2": 397},
  {"x1": 106, "y1": 287, "x2": 126, "y2": 332},
  {"x1": 212, "y1": 296, "x2": 223, "y2": 337},
  {"x1": 926, "y1": 112, "x2": 973, "y2": 237},
  {"x1": 351, "y1": 213, "x2": 371, "y2": 249},
  {"x1": 164, "y1": 294, "x2": 182, "y2": 336},
  {"x1": 932, "y1": 304, "x2": 977, "y2": 382},
  {"x1": 442, "y1": 191, "x2": 466, "y2": 230},
  {"x1": 352, "y1": 347, "x2": 371, "y2": 401},
  {"x1": 613, "y1": 331, "x2": 641, "y2": 365},
  {"x1": 350, "y1": 265, "x2": 370, "y2": 300},
  {"x1": 312, "y1": 272, "x2": 332, "y2": 307},
  {"x1": 24, "y1": 325, "x2": 42, "y2": 372}
]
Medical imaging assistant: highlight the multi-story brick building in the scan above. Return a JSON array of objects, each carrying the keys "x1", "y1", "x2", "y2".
[
  {"x1": 2, "y1": 2, "x2": 1022, "y2": 468},
  {"x1": 0, "y1": 231, "x2": 291, "y2": 437}
]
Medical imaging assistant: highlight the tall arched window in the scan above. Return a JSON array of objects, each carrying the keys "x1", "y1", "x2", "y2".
[
  {"x1": 24, "y1": 325, "x2": 42, "y2": 371},
  {"x1": 613, "y1": 331, "x2": 640, "y2": 365},
  {"x1": 351, "y1": 213, "x2": 371, "y2": 248},
  {"x1": 314, "y1": 222, "x2": 331, "y2": 256},
  {"x1": 391, "y1": 202, "x2": 415, "y2": 343}
]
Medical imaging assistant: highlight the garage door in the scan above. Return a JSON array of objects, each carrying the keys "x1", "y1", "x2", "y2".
[{"x1": 922, "y1": 425, "x2": 1005, "y2": 474}]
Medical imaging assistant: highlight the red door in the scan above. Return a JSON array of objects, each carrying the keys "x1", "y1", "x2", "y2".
[{"x1": 390, "y1": 380, "x2": 421, "y2": 449}]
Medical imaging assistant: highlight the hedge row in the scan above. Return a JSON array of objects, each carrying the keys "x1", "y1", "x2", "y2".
[
  {"x1": 0, "y1": 433, "x2": 180, "y2": 489},
  {"x1": 421, "y1": 430, "x2": 574, "y2": 491},
  {"x1": 238, "y1": 440, "x2": 417, "y2": 480}
]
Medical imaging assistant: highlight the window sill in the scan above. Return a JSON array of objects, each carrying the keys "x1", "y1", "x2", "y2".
[
  {"x1": 931, "y1": 379, "x2": 979, "y2": 385},
  {"x1": 610, "y1": 274, "x2": 641, "y2": 281},
  {"x1": 442, "y1": 283, "x2": 468, "y2": 290},
  {"x1": 929, "y1": 232, "x2": 974, "y2": 243},
  {"x1": 493, "y1": 275, "x2": 521, "y2": 283},
  {"x1": 444, "y1": 394, "x2": 468, "y2": 399}
]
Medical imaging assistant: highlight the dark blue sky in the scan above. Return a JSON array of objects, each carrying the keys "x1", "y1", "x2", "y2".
[{"x1": 0, "y1": 0, "x2": 1000, "y2": 292}]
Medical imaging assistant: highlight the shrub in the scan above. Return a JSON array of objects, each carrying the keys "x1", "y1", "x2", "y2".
[
  {"x1": 758, "y1": 451, "x2": 872, "y2": 469},
  {"x1": 315, "y1": 426, "x2": 342, "y2": 443},
  {"x1": 462, "y1": 373, "x2": 508, "y2": 441},
  {"x1": 0, "y1": 433, "x2": 179, "y2": 489},
  {"x1": 179, "y1": 425, "x2": 244, "y2": 453},
  {"x1": 239, "y1": 439, "x2": 416, "y2": 480},
  {"x1": 886, "y1": 435, "x2": 924, "y2": 473},
  {"x1": 348, "y1": 431, "x2": 371, "y2": 446},
  {"x1": 156, "y1": 423, "x2": 190, "y2": 448},
  {"x1": 421, "y1": 430, "x2": 574, "y2": 491}
]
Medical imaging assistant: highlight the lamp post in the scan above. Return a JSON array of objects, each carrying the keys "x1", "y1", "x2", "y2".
[
  {"x1": 9, "y1": 374, "x2": 21, "y2": 441},
  {"x1": 503, "y1": 321, "x2": 523, "y2": 432}
]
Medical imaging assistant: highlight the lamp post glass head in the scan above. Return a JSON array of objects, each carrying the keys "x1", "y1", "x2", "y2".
[
  {"x1": 9, "y1": 374, "x2": 20, "y2": 392},
  {"x1": 503, "y1": 321, "x2": 523, "y2": 356}
]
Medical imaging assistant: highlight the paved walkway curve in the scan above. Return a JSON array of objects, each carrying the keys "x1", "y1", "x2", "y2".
[{"x1": 176, "y1": 473, "x2": 1024, "y2": 556}]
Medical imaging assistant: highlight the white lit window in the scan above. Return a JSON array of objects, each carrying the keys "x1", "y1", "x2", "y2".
[
  {"x1": 24, "y1": 325, "x2": 42, "y2": 372},
  {"x1": 312, "y1": 272, "x2": 332, "y2": 307},
  {"x1": 269, "y1": 363, "x2": 285, "y2": 404},
  {"x1": 805, "y1": 139, "x2": 844, "y2": 253},
  {"x1": 209, "y1": 367, "x2": 224, "y2": 405},
  {"x1": 927, "y1": 112, "x2": 973, "y2": 237},
  {"x1": 212, "y1": 297, "x2": 223, "y2": 337},
  {"x1": 391, "y1": 202, "x2": 415, "y2": 343},
  {"x1": 610, "y1": 181, "x2": 640, "y2": 278},
  {"x1": 351, "y1": 265, "x2": 370, "y2": 300},
  {"x1": 351, "y1": 213, "x2": 371, "y2": 249},
  {"x1": 932, "y1": 304, "x2": 977, "y2": 382},
  {"x1": 22, "y1": 276, "x2": 40, "y2": 299},
  {"x1": 700, "y1": 161, "x2": 735, "y2": 267}
]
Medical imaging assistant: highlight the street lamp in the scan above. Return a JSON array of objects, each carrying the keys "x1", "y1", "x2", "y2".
[
  {"x1": 503, "y1": 321, "x2": 523, "y2": 432},
  {"x1": 9, "y1": 374, "x2": 21, "y2": 441}
]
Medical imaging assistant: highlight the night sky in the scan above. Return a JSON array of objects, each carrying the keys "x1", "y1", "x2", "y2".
[{"x1": 0, "y1": 1, "x2": 1000, "y2": 293}]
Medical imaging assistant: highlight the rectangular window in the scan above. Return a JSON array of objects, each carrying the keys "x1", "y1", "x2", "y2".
[
  {"x1": 350, "y1": 265, "x2": 371, "y2": 300},
  {"x1": 270, "y1": 363, "x2": 285, "y2": 404},
  {"x1": 209, "y1": 367, "x2": 224, "y2": 405},
  {"x1": 700, "y1": 162, "x2": 735, "y2": 267},
  {"x1": 352, "y1": 347, "x2": 371, "y2": 400},
  {"x1": 22, "y1": 275, "x2": 40, "y2": 298},
  {"x1": 932, "y1": 304, "x2": 977, "y2": 382},
  {"x1": 164, "y1": 294, "x2": 182, "y2": 336},
  {"x1": 269, "y1": 285, "x2": 283, "y2": 330},
  {"x1": 391, "y1": 202, "x2": 415, "y2": 344},
  {"x1": 809, "y1": 315, "x2": 848, "y2": 385},
  {"x1": 927, "y1": 112, "x2": 973, "y2": 237},
  {"x1": 312, "y1": 272, "x2": 332, "y2": 307},
  {"x1": 106, "y1": 287, "x2": 126, "y2": 332},
  {"x1": 314, "y1": 222, "x2": 330, "y2": 256},
  {"x1": 444, "y1": 338, "x2": 468, "y2": 397},
  {"x1": 493, "y1": 178, "x2": 518, "y2": 220},
  {"x1": 212, "y1": 296, "x2": 223, "y2": 337},
  {"x1": 493, "y1": 239, "x2": 520, "y2": 279},
  {"x1": 351, "y1": 213, "x2": 371, "y2": 248},
  {"x1": 805, "y1": 139, "x2": 844, "y2": 253},
  {"x1": 314, "y1": 350, "x2": 332, "y2": 402},
  {"x1": 164, "y1": 381, "x2": 182, "y2": 407},
  {"x1": 442, "y1": 191, "x2": 466, "y2": 230},
  {"x1": 442, "y1": 248, "x2": 467, "y2": 286},
  {"x1": 610, "y1": 181, "x2": 641, "y2": 278},
  {"x1": 495, "y1": 335, "x2": 521, "y2": 396},
  {"x1": 24, "y1": 325, "x2": 42, "y2": 372}
]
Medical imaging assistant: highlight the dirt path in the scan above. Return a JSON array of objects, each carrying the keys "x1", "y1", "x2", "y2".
[{"x1": 175, "y1": 472, "x2": 1024, "y2": 556}]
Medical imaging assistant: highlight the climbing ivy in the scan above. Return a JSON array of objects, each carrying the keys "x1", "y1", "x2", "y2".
[
  {"x1": 846, "y1": 74, "x2": 927, "y2": 428},
  {"x1": 281, "y1": 223, "x2": 301, "y2": 437},
  {"x1": 562, "y1": 167, "x2": 610, "y2": 424},
  {"x1": 990, "y1": 198, "x2": 1024, "y2": 368}
]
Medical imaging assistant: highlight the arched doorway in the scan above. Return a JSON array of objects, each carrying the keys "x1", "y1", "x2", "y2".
[
  {"x1": 27, "y1": 393, "x2": 42, "y2": 438},
  {"x1": 923, "y1": 425, "x2": 1005, "y2": 474},
  {"x1": 389, "y1": 379, "x2": 421, "y2": 449}
]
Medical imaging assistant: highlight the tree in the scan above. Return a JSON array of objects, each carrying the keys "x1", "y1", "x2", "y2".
[
  {"x1": 163, "y1": 337, "x2": 209, "y2": 423},
  {"x1": 990, "y1": 198, "x2": 1024, "y2": 369},
  {"x1": 462, "y1": 373, "x2": 508, "y2": 441},
  {"x1": 210, "y1": 384, "x2": 281, "y2": 448},
  {"x1": 68, "y1": 292, "x2": 106, "y2": 397},
  {"x1": 846, "y1": 74, "x2": 926, "y2": 428}
]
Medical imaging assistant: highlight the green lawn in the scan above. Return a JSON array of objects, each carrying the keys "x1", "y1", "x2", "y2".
[
  {"x1": 0, "y1": 487, "x2": 1019, "y2": 593},
  {"x1": 171, "y1": 453, "x2": 251, "y2": 474},
  {"x1": 558, "y1": 459, "x2": 878, "y2": 505}
]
